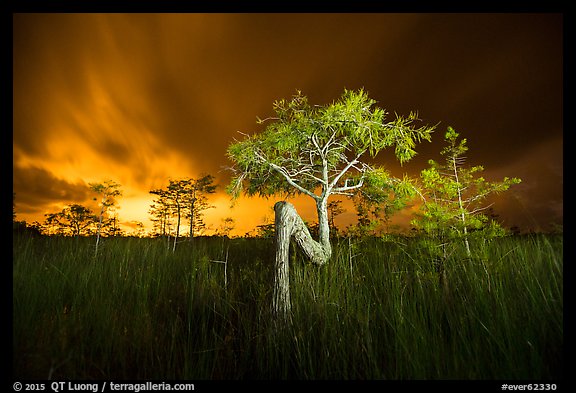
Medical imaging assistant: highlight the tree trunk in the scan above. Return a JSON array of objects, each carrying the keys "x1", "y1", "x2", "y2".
[
  {"x1": 273, "y1": 201, "x2": 331, "y2": 321},
  {"x1": 316, "y1": 198, "x2": 332, "y2": 259},
  {"x1": 95, "y1": 204, "x2": 104, "y2": 257},
  {"x1": 451, "y1": 157, "x2": 471, "y2": 257},
  {"x1": 189, "y1": 195, "x2": 196, "y2": 242},
  {"x1": 173, "y1": 201, "x2": 181, "y2": 253}
]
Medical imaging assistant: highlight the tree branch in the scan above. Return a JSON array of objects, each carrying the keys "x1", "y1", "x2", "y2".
[
  {"x1": 327, "y1": 150, "x2": 366, "y2": 192},
  {"x1": 266, "y1": 160, "x2": 319, "y2": 200},
  {"x1": 332, "y1": 177, "x2": 364, "y2": 194}
]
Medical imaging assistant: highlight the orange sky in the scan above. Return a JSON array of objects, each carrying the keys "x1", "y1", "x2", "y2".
[{"x1": 12, "y1": 13, "x2": 563, "y2": 236}]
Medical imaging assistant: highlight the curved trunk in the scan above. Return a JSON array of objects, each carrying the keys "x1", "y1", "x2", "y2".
[{"x1": 273, "y1": 201, "x2": 331, "y2": 319}]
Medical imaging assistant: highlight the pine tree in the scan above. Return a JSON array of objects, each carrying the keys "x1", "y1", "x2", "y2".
[{"x1": 413, "y1": 127, "x2": 521, "y2": 257}]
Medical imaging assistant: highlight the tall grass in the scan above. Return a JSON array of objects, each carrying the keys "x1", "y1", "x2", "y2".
[{"x1": 13, "y1": 233, "x2": 562, "y2": 379}]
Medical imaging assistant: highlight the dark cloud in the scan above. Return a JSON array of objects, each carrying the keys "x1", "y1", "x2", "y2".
[
  {"x1": 12, "y1": 13, "x2": 563, "y2": 233},
  {"x1": 485, "y1": 136, "x2": 563, "y2": 232},
  {"x1": 13, "y1": 165, "x2": 90, "y2": 215}
]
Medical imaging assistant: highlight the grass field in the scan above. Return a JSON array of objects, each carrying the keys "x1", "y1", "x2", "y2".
[{"x1": 13, "y1": 232, "x2": 563, "y2": 380}]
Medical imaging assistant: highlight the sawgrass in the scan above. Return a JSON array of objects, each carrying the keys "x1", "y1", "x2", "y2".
[{"x1": 13, "y1": 232, "x2": 562, "y2": 379}]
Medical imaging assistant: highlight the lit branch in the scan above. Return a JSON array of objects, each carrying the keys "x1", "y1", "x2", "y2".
[
  {"x1": 327, "y1": 150, "x2": 366, "y2": 192},
  {"x1": 263, "y1": 158, "x2": 319, "y2": 200},
  {"x1": 468, "y1": 203, "x2": 495, "y2": 215},
  {"x1": 332, "y1": 177, "x2": 364, "y2": 194}
]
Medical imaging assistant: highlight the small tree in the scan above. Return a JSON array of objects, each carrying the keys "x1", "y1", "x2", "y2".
[
  {"x1": 217, "y1": 217, "x2": 235, "y2": 237},
  {"x1": 327, "y1": 200, "x2": 345, "y2": 236},
  {"x1": 89, "y1": 180, "x2": 122, "y2": 257},
  {"x1": 350, "y1": 172, "x2": 417, "y2": 237},
  {"x1": 56, "y1": 204, "x2": 95, "y2": 237},
  {"x1": 149, "y1": 175, "x2": 216, "y2": 249},
  {"x1": 166, "y1": 179, "x2": 188, "y2": 252},
  {"x1": 13, "y1": 192, "x2": 16, "y2": 222},
  {"x1": 42, "y1": 212, "x2": 61, "y2": 236},
  {"x1": 103, "y1": 214, "x2": 122, "y2": 237},
  {"x1": 413, "y1": 127, "x2": 521, "y2": 258},
  {"x1": 227, "y1": 89, "x2": 436, "y2": 318},
  {"x1": 149, "y1": 188, "x2": 171, "y2": 238},
  {"x1": 186, "y1": 174, "x2": 217, "y2": 241}
]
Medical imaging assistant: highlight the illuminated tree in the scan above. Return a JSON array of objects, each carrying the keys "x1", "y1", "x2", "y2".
[
  {"x1": 413, "y1": 127, "x2": 521, "y2": 257},
  {"x1": 227, "y1": 89, "x2": 436, "y2": 318},
  {"x1": 350, "y1": 177, "x2": 415, "y2": 237},
  {"x1": 89, "y1": 180, "x2": 122, "y2": 257}
]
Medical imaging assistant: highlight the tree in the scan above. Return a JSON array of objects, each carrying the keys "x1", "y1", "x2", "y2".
[
  {"x1": 327, "y1": 200, "x2": 345, "y2": 236},
  {"x1": 217, "y1": 217, "x2": 235, "y2": 237},
  {"x1": 186, "y1": 174, "x2": 217, "y2": 240},
  {"x1": 42, "y1": 212, "x2": 61, "y2": 236},
  {"x1": 412, "y1": 127, "x2": 521, "y2": 257},
  {"x1": 350, "y1": 174, "x2": 415, "y2": 237},
  {"x1": 149, "y1": 188, "x2": 171, "y2": 237},
  {"x1": 13, "y1": 192, "x2": 16, "y2": 221},
  {"x1": 149, "y1": 175, "x2": 217, "y2": 249},
  {"x1": 103, "y1": 214, "x2": 123, "y2": 237},
  {"x1": 12, "y1": 193, "x2": 30, "y2": 233},
  {"x1": 255, "y1": 223, "x2": 275, "y2": 239},
  {"x1": 227, "y1": 89, "x2": 436, "y2": 318},
  {"x1": 56, "y1": 204, "x2": 95, "y2": 237},
  {"x1": 89, "y1": 180, "x2": 122, "y2": 257},
  {"x1": 166, "y1": 179, "x2": 189, "y2": 252},
  {"x1": 128, "y1": 221, "x2": 145, "y2": 237}
]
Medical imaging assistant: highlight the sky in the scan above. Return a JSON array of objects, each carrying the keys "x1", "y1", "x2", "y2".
[{"x1": 12, "y1": 13, "x2": 563, "y2": 236}]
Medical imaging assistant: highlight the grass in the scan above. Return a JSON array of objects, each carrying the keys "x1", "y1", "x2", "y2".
[{"x1": 13, "y1": 232, "x2": 563, "y2": 379}]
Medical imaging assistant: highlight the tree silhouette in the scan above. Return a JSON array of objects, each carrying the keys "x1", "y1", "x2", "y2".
[
  {"x1": 149, "y1": 188, "x2": 171, "y2": 237},
  {"x1": 53, "y1": 204, "x2": 95, "y2": 237},
  {"x1": 186, "y1": 174, "x2": 217, "y2": 240},
  {"x1": 327, "y1": 200, "x2": 345, "y2": 236},
  {"x1": 149, "y1": 175, "x2": 216, "y2": 249},
  {"x1": 166, "y1": 179, "x2": 188, "y2": 251}
]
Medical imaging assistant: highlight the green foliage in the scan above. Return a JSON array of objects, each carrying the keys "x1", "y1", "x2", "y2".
[
  {"x1": 351, "y1": 171, "x2": 419, "y2": 236},
  {"x1": 90, "y1": 180, "x2": 123, "y2": 251},
  {"x1": 413, "y1": 127, "x2": 521, "y2": 247},
  {"x1": 226, "y1": 89, "x2": 435, "y2": 201},
  {"x1": 89, "y1": 180, "x2": 122, "y2": 208}
]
